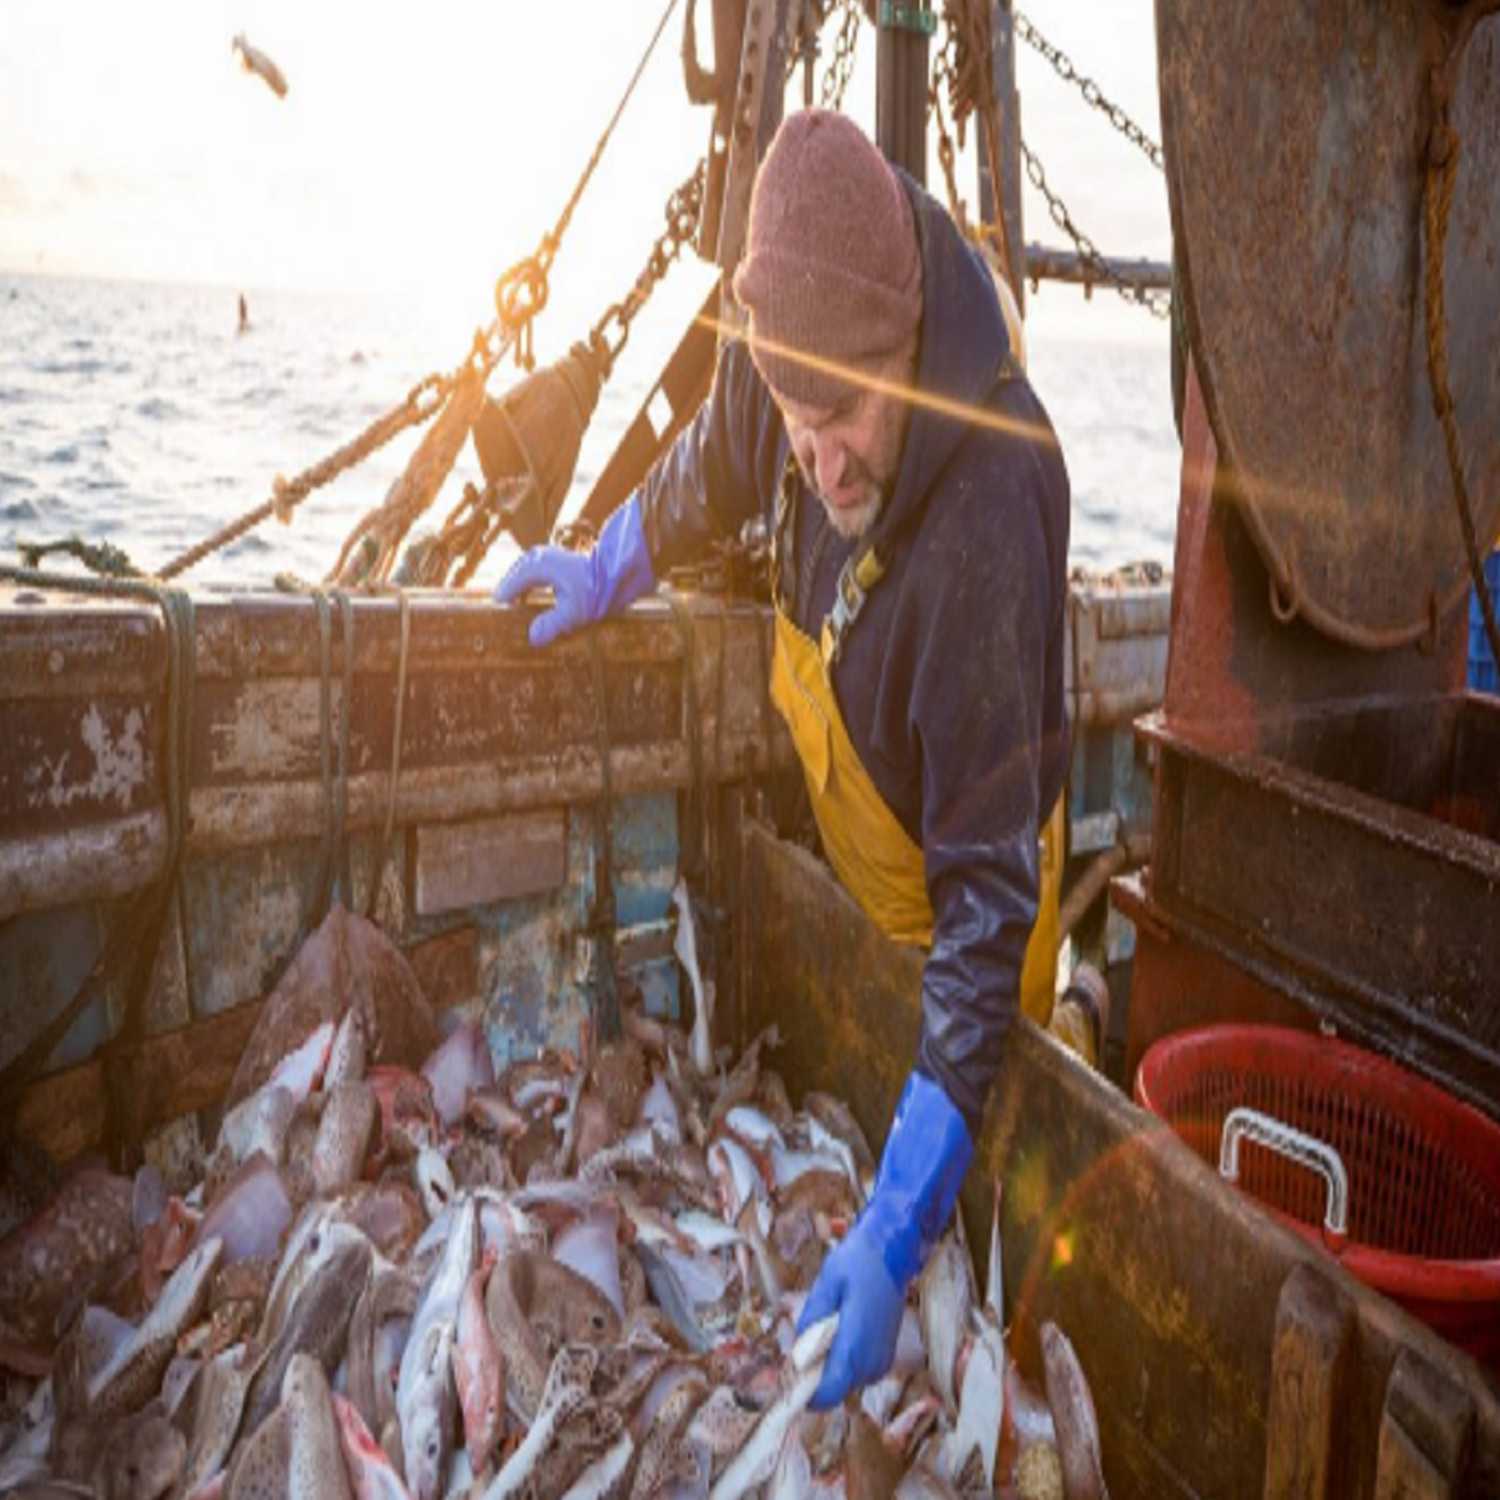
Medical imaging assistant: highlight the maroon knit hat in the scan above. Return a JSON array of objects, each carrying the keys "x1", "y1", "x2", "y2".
[{"x1": 732, "y1": 110, "x2": 922, "y2": 409}]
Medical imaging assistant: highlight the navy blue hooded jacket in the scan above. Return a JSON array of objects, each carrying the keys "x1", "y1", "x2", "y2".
[{"x1": 637, "y1": 173, "x2": 1071, "y2": 1133}]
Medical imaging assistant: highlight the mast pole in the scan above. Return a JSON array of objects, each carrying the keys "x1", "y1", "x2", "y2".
[
  {"x1": 875, "y1": 2, "x2": 935, "y2": 185},
  {"x1": 979, "y1": 0, "x2": 1024, "y2": 309}
]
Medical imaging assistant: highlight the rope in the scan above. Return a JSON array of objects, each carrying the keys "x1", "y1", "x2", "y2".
[
  {"x1": 335, "y1": 593, "x2": 355, "y2": 908},
  {"x1": 17, "y1": 537, "x2": 141, "y2": 578},
  {"x1": 550, "y1": 0, "x2": 682, "y2": 279},
  {"x1": 157, "y1": 376, "x2": 447, "y2": 581},
  {"x1": 368, "y1": 588, "x2": 413, "y2": 922},
  {"x1": 1423, "y1": 102, "x2": 1500, "y2": 685},
  {"x1": 312, "y1": 595, "x2": 334, "y2": 922},
  {"x1": 664, "y1": 593, "x2": 709, "y2": 889}
]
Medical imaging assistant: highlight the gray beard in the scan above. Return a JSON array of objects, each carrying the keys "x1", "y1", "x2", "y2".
[{"x1": 818, "y1": 488, "x2": 883, "y2": 540}]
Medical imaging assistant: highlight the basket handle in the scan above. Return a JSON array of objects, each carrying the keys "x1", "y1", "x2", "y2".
[{"x1": 1219, "y1": 1106, "x2": 1350, "y2": 1244}]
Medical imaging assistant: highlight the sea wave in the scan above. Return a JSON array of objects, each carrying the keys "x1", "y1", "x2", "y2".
[{"x1": 0, "y1": 269, "x2": 1181, "y2": 588}]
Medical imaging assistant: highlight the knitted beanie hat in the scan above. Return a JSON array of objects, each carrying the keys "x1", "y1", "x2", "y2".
[{"x1": 732, "y1": 110, "x2": 922, "y2": 408}]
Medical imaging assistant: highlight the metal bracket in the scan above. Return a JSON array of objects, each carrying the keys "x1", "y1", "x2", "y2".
[{"x1": 878, "y1": 2, "x2": 937, "y2": 35}]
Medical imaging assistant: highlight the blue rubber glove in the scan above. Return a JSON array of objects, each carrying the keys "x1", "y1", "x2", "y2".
[
  {"x1": 494, "y1": 496, "x2": 655, "y2": 648},
  {"x1": 798, "y1": 1070, "x2": 973, "y2": 1409}
]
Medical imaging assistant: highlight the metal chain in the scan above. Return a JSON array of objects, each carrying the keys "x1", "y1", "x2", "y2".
[
  {"x1": 589, "y1": 161, "x2": 706, "y2": 375},
  {"x1": 1014, "y1": 10, "x2": 1163, "y2": 171},
  {"x1": 1020, "y1": 139, "x2": 1169, "y2": 317},
  {"x1": 820, "y1": 0, "x2": 862, "y2": 110}
]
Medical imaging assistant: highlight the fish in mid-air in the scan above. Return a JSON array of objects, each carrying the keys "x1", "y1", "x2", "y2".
[{"x1": 232, "y1": 33, "x2": 289, "y2": 99}]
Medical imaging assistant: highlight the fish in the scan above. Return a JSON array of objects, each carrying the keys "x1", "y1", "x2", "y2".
[
  {"x1": 177, "y1": 1342, "x2": 261, "y2": 1499},
  {"x1": 634, "y1": 1244, "x2": 712, "y2": 1356},
  {"x1": 671, "y1": 881, "x2": 715, "y2": 1078},
  {"x1": 243, "y1": 1228, "x2": 371, "y2": 1437},
  {"x1": 398, "y1": 1194, "x2": 477, "y2": 1499},
  {"x1": 224, "y1": 1400, "x2": 291, "y2": 1500},
  {"x1": 1038, "y1": 1324, "x2": 1107, "y2": 1500},
  {"x1": 486, "y1": 1250, "x2": 621, "y2": 1421},
  {"x1": 553, "y1": 1207, "x2": 625, "y2": 1319},
  {"x1": 627, "y1": 1372, "x2": 707, "y2": 1500},
  {"x1": 479, "y1": 1345, "x2": 597, "y2": 1500},
  {"x1": 986, "y1": 1179, "x2": 1003, "y2": 1322},
  {"x1": 283, "y1": 1353, "x2": 351, "y2": 1500},
  {"x1": 937, "y1": 1316, "x2": 1003, "y2": 1491},
  {"x1": 230, "y1": 34, "x2": 289, "y2": 100},
  {"x1": 559, "y1": 1428, "x2": 634, "y2": 1500},
  {"x1": 0, "y1": 1166, "x2": 135, "y2": 1346},
  {"x1": 421, "y1": 1023, "x2": 495, "y2": 1130},
  {"x1": 311, "y1": 1082, "x2": 378, "y2": 1197},
  {"x1": 196, "y1": 1156, "x2": 292, "y2": 1267},
  {"x1": 89, "y1": 1398, "x2": 187, "y2": 1500},
  {"x1": 87, "y1": 1235, "x2": 222, "y2": 1422},
  {"x1": 845, "y1": 1409, "x2": 903, "y2": 1500},
  {"x1": 453, "y1": 1258, "x2": 503, "y2": 1472},
  {"x1": 347, "y1": 1264, "x2": 421, "y2": 1437},
  {"x1": 325, "y1": 1007, "x2": 370, "y2": 1093},
  {"x1": 414, "y1": 1150, "x2": 456, "y2": 1223},
  {"x1": 217, "y1": 1087, "x2": 297, "y2": 1171},
  {"x1": 332, "y1": 1393, "x2": 414, "y2": 1500},
  {"x1": 706, "y1": 1317, "x2": 835, "y2": 1500},
  {"x1": 918, "y1": 1237, "x2": 971, "y2": 1415}
]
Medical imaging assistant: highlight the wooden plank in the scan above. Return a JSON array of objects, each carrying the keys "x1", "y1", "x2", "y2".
[
  {"x1": 1262, "y1": 1264, "x2": 1352, "y2": 1500},
  {"x1": 0, "y1": 602, "x2": 794, "y2": 923},
  {"x1": 14, "y1": 999, "x2": 260, "y2": 1164},
  {"x1": 1373, "y1": 1350, "x2": 1474, "y2": 1500},
  {"x1": 413, "y1": 810, "x2": 567, "y2": 917}
]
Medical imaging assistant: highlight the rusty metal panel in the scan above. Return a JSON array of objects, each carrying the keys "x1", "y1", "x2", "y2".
[
  {"x1": 412, "y1": 810, "x2": 567, "y2": 917},
  {"x1": 1158, "y1": 1, "x2": 1500, "y2": 646}
]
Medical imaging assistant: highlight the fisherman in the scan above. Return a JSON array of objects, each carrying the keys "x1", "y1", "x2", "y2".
[
  {"x1": 238, "y1": 293, "x2": 250, "y2": 334},
  {"x1": 493, "y1": 110, "x2": 1070, "y2": 1408}
]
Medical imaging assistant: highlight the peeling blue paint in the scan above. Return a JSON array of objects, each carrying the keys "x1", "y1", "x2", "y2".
[{"x1": 479, "y1": 791, "x2": 682, "y2": 1063}]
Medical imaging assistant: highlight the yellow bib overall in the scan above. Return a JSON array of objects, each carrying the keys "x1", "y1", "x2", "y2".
[{"x1": 766, "y1": 465, "x2": 1062, "y2": 1026}]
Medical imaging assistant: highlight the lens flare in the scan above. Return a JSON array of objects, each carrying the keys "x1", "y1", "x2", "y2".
[{"x1": 695, "y1": 316, "x2": 1062, "y2": 449}]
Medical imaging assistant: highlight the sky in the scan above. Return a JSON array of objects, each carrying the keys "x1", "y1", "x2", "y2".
[{"x1": 0, "y1": 1, "x2": 1170, "y2": 347}]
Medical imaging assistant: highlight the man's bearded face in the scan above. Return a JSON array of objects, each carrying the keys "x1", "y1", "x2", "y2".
[{"x1": 774, "y1": 346, "x2": 916, "y2": 541}]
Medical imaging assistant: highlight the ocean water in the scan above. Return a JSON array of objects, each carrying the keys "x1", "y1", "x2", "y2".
[{"x1": 0, "y1": 271, "x2": 1180, "y2": 589}]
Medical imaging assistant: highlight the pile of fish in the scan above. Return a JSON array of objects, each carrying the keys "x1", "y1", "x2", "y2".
[{"x1": 0, "y1": 909, "x2": 1107, "y2": 1500}]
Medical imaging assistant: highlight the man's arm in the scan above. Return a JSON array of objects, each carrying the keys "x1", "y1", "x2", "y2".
[
  {"x1": 913, "y1": 530, "x2": 1049, "y2": 1134},
  {"x1": 496, "y1": 339, "x2": 773, "y2": 643},
  {"x1": 798, "y1": 400, "x2": 1068, "y2": 1410},
  {"x1": 636, "y1": 338, "x2": 776, "y2": 574}
]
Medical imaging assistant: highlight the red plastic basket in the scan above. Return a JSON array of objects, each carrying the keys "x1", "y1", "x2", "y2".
[{"x1": 1135, "y1": 1025, "x2": 1500, "y2": 1365}]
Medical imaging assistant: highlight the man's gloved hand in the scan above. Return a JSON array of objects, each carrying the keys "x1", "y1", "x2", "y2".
[
  {"x1": 494, "y1": 495, "x2": 655, "y2": 648},
  {"x1": 797, "y1": 1070, "x2": 973, "y2": 1409}
]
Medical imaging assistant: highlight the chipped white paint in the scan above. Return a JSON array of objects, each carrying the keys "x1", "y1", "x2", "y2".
[
  {"x1": 25, "y1": 704, "x2": 146, "y2": 812},
  {"x1": 209, "y1": 680, "x2": 327, "y2": 779}
]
